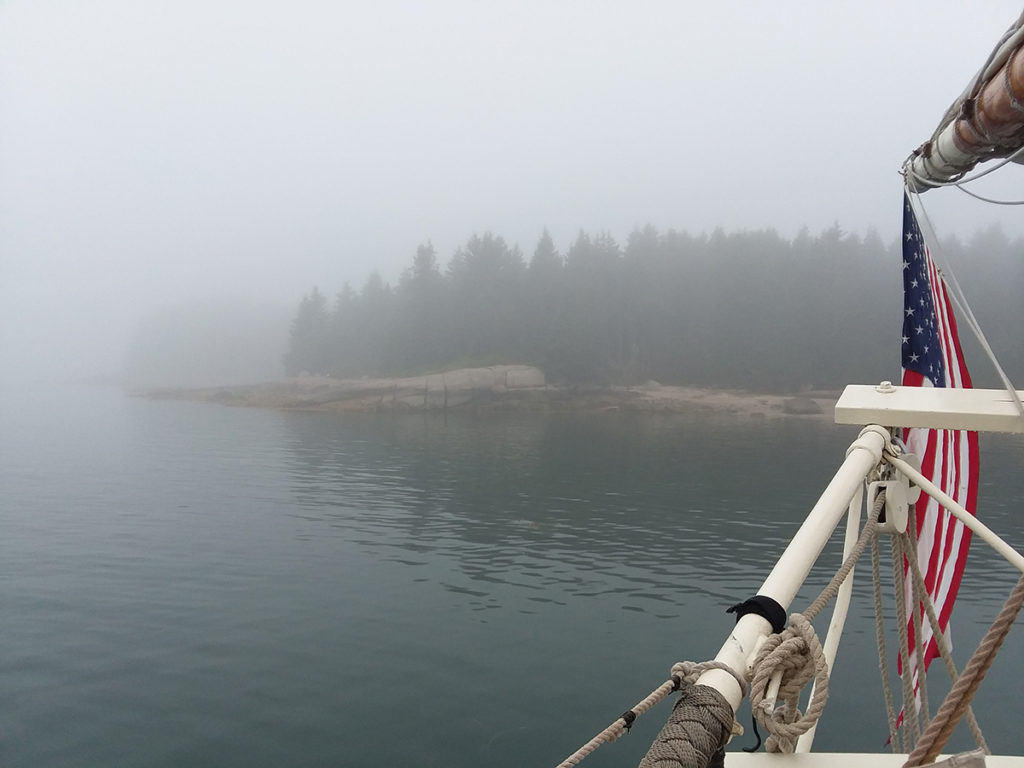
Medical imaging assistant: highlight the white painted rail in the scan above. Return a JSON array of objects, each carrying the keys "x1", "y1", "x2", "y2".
[{"x1": 694, "y1": 427, "x2": 889, "y2": 711}]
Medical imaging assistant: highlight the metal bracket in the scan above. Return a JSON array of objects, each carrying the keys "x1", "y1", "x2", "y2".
[{"x1": 870, "y1": 452, "x2": 921, "y2": 535}]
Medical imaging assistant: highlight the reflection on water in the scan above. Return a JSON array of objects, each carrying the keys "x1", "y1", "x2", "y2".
[
  {"x1": 1, "y1": 387, "x2": 1021, "y2": 767},
  {"x1": 276, "y1": 409, "x2": 1024, "y2": 760},
  {"x1": 281, "y1": 411, "x2": 849, "y2": 596}
]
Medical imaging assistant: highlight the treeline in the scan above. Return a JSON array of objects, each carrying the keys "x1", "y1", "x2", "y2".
[{"x1": 283, "y1": 224, "x2": 1024, "y2": 393}]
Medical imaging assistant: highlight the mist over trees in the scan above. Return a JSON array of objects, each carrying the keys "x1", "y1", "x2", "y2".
[
  {"x1": 284, "y1": 224, "x2": 1024, "y2": 393},
  {"x1": 125, "y1": 299, "x2": 291, "y2": 389}
]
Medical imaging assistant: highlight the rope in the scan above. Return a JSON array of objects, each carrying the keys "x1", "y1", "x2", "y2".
[
  {"x1": 637, "y1": 683, "x2": 737, "y2": 768},
  {"x1": 554, "y1": 661, "x2": 746, "y2": 768},
  {"x1": 891, "y1": 534, "x2": 922, "y2": 745},
  {"x1": 894, "y1": 533, "x2": 933, "y2": 735},
  {"x1": 953, "y1": 184, "x2": 1024, "y2": 205},
  {"x1": 909, "y1": 548, "x2": 931, "y2": 733},
  {"x1": 559, "y1": 456, "x2": 1013, "y2": 767},
  {"x1": 748, "y1": 613, "x2": 829, "y2": 752},
  {"x1": 942, "y1": 267, "x2": 1024, "y2": 422},
  {"x1": 901, "y1": 518, "x2": 989, "y2": 752},
  {"x1": 901, "y1": 528, "x2": 987, "y2": 753},
  {"x1": 874, "y1": 497, "x2": 991, "y2": 758},
  {"x1": 746, "y1": 490, "x2": 886, "y2": 752},
  {"x1": 804, "y1": 489, "x2": 885, "y2": 623},
  {"x1": 904, "y1": 526, "x2": 931, "y2": 733},
  {"x1": 872, "y1": 534, "x2": 902, "y2": 752},
  {"x1": 905, "y1": 573, "x2": 1024, "y2": 767}
]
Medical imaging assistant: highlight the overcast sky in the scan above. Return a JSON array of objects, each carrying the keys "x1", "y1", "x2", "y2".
[{"x1": 3, "y1": 1, "x2": 1023, "y2": 379}]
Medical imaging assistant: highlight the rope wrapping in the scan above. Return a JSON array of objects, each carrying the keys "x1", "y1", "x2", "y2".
[
  {"x1": 554, "y1": 661, "x2": 745, "y2": 768},
  {"x1": 747, "y1": 613, "x2": 829, "y2": 752},
  {"x1": 637, "y1": 684, "x2": 736, "y2": 768},
  {"x1": 554, "y1": 457, "x2": 1020, "y2": 767}
]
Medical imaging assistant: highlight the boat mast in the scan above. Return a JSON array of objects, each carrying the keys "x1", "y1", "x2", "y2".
[{"x1": 905, "y1": 10, "x2": 1024, "y2": 189}]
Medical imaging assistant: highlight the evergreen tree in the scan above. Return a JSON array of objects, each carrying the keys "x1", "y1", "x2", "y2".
[
  {"x1": 446, "y1": 232, "x2": 526, "y2": 363},
  {"x1": 395, "y1": 242, "x2": 445, "y2": 372},
  {"x1": 283, "y1": 287, "x2": 330, "y2": 375},
  {"x1": 280, "y1": 222, "x2": 1024, "y2": 392},
  {"x1": 330, "y1": 283, "x2": 359, "y2": 376}
]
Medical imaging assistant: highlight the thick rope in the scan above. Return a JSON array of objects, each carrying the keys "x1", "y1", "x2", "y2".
[
  {"x1": 554, "y1": 661, "x2": 746, "y2": 768},
  {"x1": 637, "y1": 683, "x2": 737, "y2": 768},
  {"x1": 905, "y1": 573, "x2": 1024, "y2": 767},
  {"x1": 748, "y1": 613, "x2": 829, "y2": 752}
]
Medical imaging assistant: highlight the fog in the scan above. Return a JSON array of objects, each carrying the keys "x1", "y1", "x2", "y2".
[{"x1": 3, "y1": 1, "x2": 1024, "y2": 384}]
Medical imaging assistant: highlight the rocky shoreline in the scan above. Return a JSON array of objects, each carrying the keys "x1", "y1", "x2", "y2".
[{"x1": 138, "y1": 365, "x2": 839, "y2": 420}]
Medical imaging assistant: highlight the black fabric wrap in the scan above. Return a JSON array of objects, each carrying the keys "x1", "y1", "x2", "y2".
[{"x1": 726, "y1": 595, "x2": 786, "y2": 634}]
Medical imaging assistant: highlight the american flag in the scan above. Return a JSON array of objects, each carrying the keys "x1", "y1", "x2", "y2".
[{"x1": 899, "y1": 192, "x2": 979, "y2": 708}]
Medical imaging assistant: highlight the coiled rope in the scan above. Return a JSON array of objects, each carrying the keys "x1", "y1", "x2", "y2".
[
  {"x1": 555, "y1": 456, "x2": 1020, "y2": 766},
  {"x1": 747, "y1": 488, "x2": 886, "y2": 752},
  {"x1": 636, "y1": 681, "x2": 739, "y2": 768}
]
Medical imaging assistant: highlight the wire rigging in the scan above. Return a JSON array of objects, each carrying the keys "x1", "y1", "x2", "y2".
[{"x1": 905, "y1": 189, "x2": 1024, "y2": 423}]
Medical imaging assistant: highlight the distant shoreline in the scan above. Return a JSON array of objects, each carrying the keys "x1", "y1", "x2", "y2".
[{"x1": 136, "y1": 365, "x2": 839, "y2": 420}]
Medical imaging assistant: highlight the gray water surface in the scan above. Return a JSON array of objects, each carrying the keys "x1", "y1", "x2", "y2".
[{"x1": 2, "y1": 385, "x2": 1021, "y2": 767}]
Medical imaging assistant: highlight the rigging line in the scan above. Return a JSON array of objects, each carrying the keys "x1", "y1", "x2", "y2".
[
  {"x1": 904, "y1": 164, "x2": 965, "y2": 189},
  {"x1": 940, "y1": 272, "x2": 1024, "y2": 421},
  {"x1": 953, "y1": 184, "x2": 1024, "y2": 205},
  {"x1": 906, "y1": 189, "x2": 1024, "y2": 422}
]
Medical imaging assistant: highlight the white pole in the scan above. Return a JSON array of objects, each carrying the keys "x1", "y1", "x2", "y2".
[
  {"x1": 795, "y1": 483, "x2": 864, "y2": 752},
  {"x1": 886, "y1": 453, "x2": 1024, "y2": 573},
  {"x1": 695, "y1": 427, "x2": 889, "y2": 710}
]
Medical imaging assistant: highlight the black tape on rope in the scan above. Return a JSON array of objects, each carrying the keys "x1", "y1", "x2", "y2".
[
  {"x1": 725, "y1": 595, "x2": 786, "y2": 634},
  {"x1": 620, "y1": 710, "x2": 637, "y2": 731}
]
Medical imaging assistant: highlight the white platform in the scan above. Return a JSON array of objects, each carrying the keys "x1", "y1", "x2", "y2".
[
  {"x1": 835, "y1": 385, "x2": 1024, "y2": 434},
  {"x1": 725, "y1": 752, "x2": 1023, "y2": 767}
]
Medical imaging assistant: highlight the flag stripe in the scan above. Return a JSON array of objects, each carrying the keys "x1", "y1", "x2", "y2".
[{"x1": 897, "y1": 192, "x2": 979, "y2": 716}]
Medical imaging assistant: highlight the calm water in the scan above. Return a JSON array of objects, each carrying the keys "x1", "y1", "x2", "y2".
[{"x1": 1, "y1": 384, "x2": 1022, "y2": 767}]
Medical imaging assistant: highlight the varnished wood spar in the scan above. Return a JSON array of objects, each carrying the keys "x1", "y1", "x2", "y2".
[
  {"x1": 906, "y1": 11, "x2": 1024, "y2": 185},
  {"x1": 957, "y1": 46, "x2": 1024, "y2": 152}
]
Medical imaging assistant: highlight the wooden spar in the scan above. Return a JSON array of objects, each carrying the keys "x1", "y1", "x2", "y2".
[{"x1": 906, "y1": 11, "x2": 1024, "y2": 188}]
